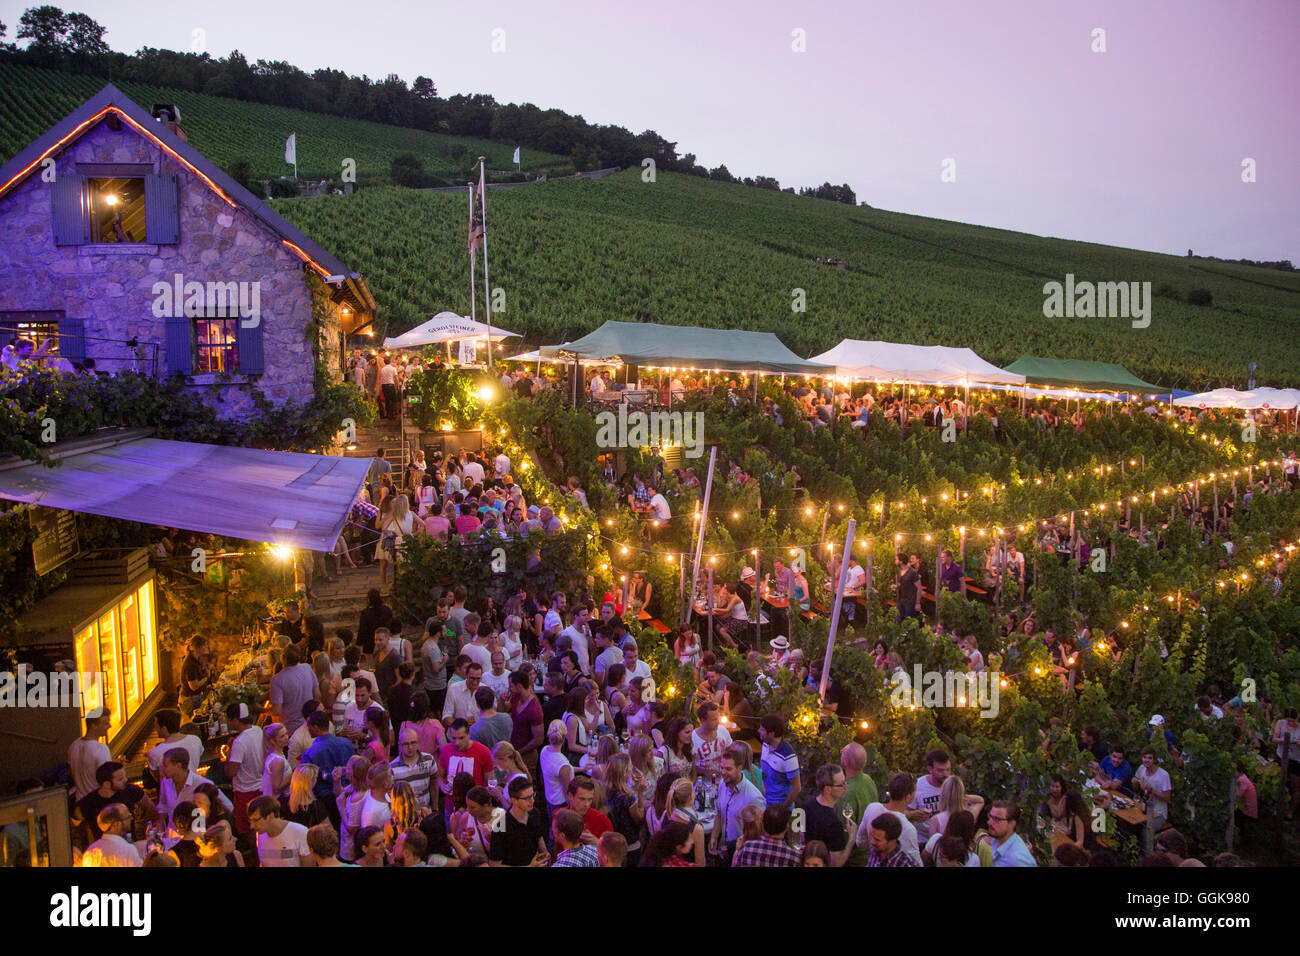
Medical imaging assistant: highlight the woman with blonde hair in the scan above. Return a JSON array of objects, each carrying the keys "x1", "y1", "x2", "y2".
[
  {"x1": 284, "y1": 763, "x2": 328, "y2": 827},
  {"x1": 665, "y1": 776, "x2": 705, "y2": 866},
  {"x1": 336, "y1": 754, "x2": 372, "y2": 864},
  {"x1": 603, "y1": 753, "x2": 646, "y2": 864},
  {"x1": 539, "y1": 719, "x2": 574, "y2": 818},
  {"x1": 385, "y1": 780, "x2": 429, "y2": 849},
  {"x1": 586, "y1": 734, "x2": 620, "y2": 782},
  {"x1": 378, "y1": 493, "x2": 422, "y2": 587},
  {"x1": 924, "y1": 775, "x2": 985, "y2": 855},
  {"x1": 312, "y1": 652, "x2": 339, "y2": 713},
  {"x1": 628, "y1": 735, "x2": 664, "y2": 805},
  {"x1": 196, "y1": 819, "x2": 244, "y2": 867},
  {"x1": 489, "y1": 741, "x2": 531, "y2": 799},
  {"x1": 261, "y1": 723, "x2": 292, "y2": 802}
]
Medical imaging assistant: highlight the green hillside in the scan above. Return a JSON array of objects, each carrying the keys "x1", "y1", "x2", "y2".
[
  {"x1": 0, "y1": 61, "x2": 567, "y2": 185},
  {"x1": 273, "y1": 171, "x2": 1300, "y2": 389}
]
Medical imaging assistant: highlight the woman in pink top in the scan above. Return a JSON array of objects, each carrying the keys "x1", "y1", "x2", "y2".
[
  {"x1": 399, "y1": 694, "x2": 446, "y2": 756},
  {"x1": 455, "y1": 502, "x2": 481, "y2": 538},
  {"x1": 424, "y1": 501, "x2": 454, "y2": 539},
  {"x1": 364, "y1": 706, "x2": 391, "y2": 765}
]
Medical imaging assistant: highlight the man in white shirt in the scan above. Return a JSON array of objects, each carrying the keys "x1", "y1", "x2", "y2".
[
  {"x1": 377, "y1": 358, "x2": 400, "y2": 420},
  {"x1": 621, "y1": 638, "x2": 652, "y2": 682},
  {"x1": 842, "y1": 556, "x2": 867, "y2": 625},
  {"x1": 691, "y1": 702, "x2": 733, "y2": 781},
  {"x1": 69, "y1": 713, "x2": 113, "y2": 801},
  {"x1": 248, "y1": 796, "x2": 315, "y2": 867},
  {"x1": 561, "y1": 608, "x2": 593, "y2": 675},
  {"x1": 1133, "y1": 747, "x2": 1173, "y2": 851},
  {"x1": 854, "y1": 772, "x2": 922, "y2": 866},
  {"x1": 146, "y1": 709, "x2": 204, "y2": 781},
  {"x1": 81, "y1": 804, "x2": 141, "y2": 867},
  {"x1": 462, "y1": 453, "x2": 486, "y2": 486},
  {"x1": 157, "y1": 748, "x2": 232, "y2": 829},
  {"x1": 494, "y1": 448, "x2": 511, "y2": 477},
  {"x1": 646, "y1": 483, "x2": 671, "y2": 521},
  {"x1": 669, "y1": 377, "x2": 685, "y2": 404},
  {"x1": 461, "y1": 615, "x2": 492, "y2": 673},
  {"x1": 359, "y1": 762, "x2": 394, "y2": 830},
  {"x1": 223, "y1": 702, "x2": 266, "y2": 838},
  {"x1": 341, "y1": 678, "x2": 385, "y2": 739},
  {"x1": 590, "y1": 372, "x2": 606, "y2": 396},
  {"x1": 481, "y1": 651, "x2": 512, "y2": 701},
  {"x1": 441, "y1": 663, "x2": 484, "y2": 726},
  {"x1": 907, "y1": 749, "x2": 950, "y2": 842}
]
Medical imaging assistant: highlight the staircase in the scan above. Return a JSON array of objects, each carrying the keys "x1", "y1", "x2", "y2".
[
  {"x1": 308, "y1": 564, "x2": 384, "y2": 638},
  {"x1": 346, "y1": 417, "x2": 409, "y2": 476}
]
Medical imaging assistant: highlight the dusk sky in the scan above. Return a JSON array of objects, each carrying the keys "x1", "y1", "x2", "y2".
[{"x1": 4, "y1": 0, "x2": 1296, "y2": 261}]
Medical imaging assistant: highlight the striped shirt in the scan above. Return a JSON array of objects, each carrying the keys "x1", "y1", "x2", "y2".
[{"x1": 390, "y1": 752, "x2": 437, "y2": 808}]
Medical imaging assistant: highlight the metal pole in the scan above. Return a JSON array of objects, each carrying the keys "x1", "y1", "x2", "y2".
[
  {"x1": 819, "y1": 503, "x2": 830, "y2": 553},
  {"x1": 477, "y1": 157, "x2": 494, "y2": 369},
  {"x1": 864, "y1": 549, "x2": 872, "y2": 628},
  {"x1": 706, "y1": 565, "x2": 714, "y2": 654},
  {"x1": 753, "y1": 550, "x2": 762, "y2": 649},
  {"x1": 959, "y1": 528, "x2": 967, "y2": 598},
  {"x1": 678, "y1": 552, "x2": 687, "y2": 627},
  {"x1": 820, "y1": 518, "x2": 856, "y2": 701},
  {"x1": 467, "y1": 184, "x2": 478, "y2": 335},
  {"x1": 689, "y1": 447, "x2": 718, "y2": 601}
]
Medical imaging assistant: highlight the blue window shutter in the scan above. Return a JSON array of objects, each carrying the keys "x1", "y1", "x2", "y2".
[
  {"x1": 164, "y1": 314, "x2": 192, "y2": 374},
  {"x1": 144, "y1": 173, "x2": 180, "y2": 244},
  {"x1": 59, "y1": 317, "x2": 86, "y2": 363},
  {"x1": 236, "y1": 318, "x2": 264, "y2": 374},
  {"x1": 52, "y1": 176, "x2": 87, "y2": 245}
]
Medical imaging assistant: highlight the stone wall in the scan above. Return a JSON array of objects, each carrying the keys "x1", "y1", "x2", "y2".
[{"x1": 0, "y1": 116, "x2": 329, "y2": 419}]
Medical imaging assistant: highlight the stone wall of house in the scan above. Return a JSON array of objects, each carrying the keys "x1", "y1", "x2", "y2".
[{"x1": 0, "y1": 117, "x2": 328, "y2": 419}]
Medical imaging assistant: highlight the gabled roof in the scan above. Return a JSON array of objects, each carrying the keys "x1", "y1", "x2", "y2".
[
  {"x1": 1001, "y1": 356, "x2": 1163, "y2": 394},
  {"x1": 808, "y1": 339, "x2": 1025, "y2": 386},
  {"x1": 0, "y1": 83, "x2": 367, "y2": 292},
  {"x1": 539, "y1": 320, "x2": 831, "y2": 375}
]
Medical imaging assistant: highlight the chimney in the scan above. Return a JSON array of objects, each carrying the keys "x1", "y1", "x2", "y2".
[{"x1": 151, "y1": 104, "x2": 187, "y2": 142}]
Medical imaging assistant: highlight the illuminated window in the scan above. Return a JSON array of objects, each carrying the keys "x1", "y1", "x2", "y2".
[
  {"x1": 97, "y1": 610, "x2": 121, "y2": 738},
  {"x1": 88, "y1": 177, "x2": 146, "y2": 244},
  {"x1": 194, "y1": 317, "x2": 240, "y2": 373},
  {"x1": 138, "y1": 580, "x2": 157, "y2": 694}
]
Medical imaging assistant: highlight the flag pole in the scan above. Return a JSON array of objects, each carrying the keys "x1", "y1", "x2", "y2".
[
  {"x1": 478, "y1": 157, "x2": 494, "y2": 370},
  {"x1": 467, "y1": 183, "x2": 477, "y2": 367}
]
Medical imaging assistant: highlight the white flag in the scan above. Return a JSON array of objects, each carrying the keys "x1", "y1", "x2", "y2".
[
  {"x1": 512, "y1": 146, "x2": 520, "y2": 164},
  {"x1": 285, "y1": 133, "x2": 296, "y2": 165}
]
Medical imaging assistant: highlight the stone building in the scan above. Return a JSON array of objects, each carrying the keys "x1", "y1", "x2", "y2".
[{"x1": 0, "y1": 84, "x2": 374, "y2": 417}]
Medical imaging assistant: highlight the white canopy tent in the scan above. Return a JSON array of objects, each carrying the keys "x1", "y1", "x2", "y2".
[
  {"x1": 808, "y1": 339, "x2": 1027, "y2": 386},
  {"x1": 382, "y1": 311, "x2": 520, "y2": 349},
  {"x1": 506, "y1": 349, "x2": 621, "y2": 368},
  {"x1": 1174, "y1": 387, "x2": 1300, "y2": 410}
]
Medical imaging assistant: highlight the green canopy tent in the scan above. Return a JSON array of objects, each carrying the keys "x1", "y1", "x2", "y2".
[
  {"x1": 1001, "y1": 356, "x2": 1167, "y2": 397},
  {"x1": 539, "y1": 321, "x2": 831, "y2": 375},
  {"x1": 540, "y1": 320, "x2": 832, "y2": 405}
]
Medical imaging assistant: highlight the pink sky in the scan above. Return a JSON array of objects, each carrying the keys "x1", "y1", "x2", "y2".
[{"x1": 5, "y1": 0, "x2": 1296, "y2": 261}]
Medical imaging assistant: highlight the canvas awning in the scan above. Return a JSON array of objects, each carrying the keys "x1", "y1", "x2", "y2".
[
  {"x1": 539, "y1": 321, "x2": 831, "y2": 375},
  {"x1": 808, "y1": 340, "x2": 1026, "y2": 386},
  {"x1": 505, "y1": 349, "x2": 620, "y2": 367},
  {"x1": 0, "y1": 430, "x2": 370, "y2": 552},
  {"x1": 1174, "y1": 387, "x2": 1300, "y2": 410},
  {"x1": 383, "y1": 311, "x2": 520, "y2": 349},
  {"x1": 1001, "y1": 356, "x2": 1164, "y2": 395}
]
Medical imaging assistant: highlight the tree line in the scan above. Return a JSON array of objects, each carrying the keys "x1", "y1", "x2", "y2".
[{"x1": 0, "y1": 6, "x2": 860, "y2": 204}]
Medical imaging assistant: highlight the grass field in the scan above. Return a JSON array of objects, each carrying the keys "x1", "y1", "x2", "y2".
[
  {"x1": 0, "y1": 61, "x2": 568, "y2": 185},
  {"x1": 273, "y1": 171, "x2": 1300, "y2": 389}
]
